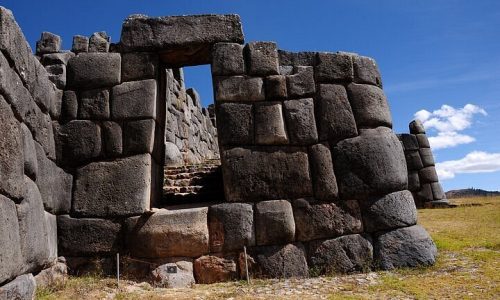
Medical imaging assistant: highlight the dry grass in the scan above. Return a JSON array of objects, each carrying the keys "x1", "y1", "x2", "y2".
[{"x1": 36, "y1": 196, "x2": 500, "y2": 300}]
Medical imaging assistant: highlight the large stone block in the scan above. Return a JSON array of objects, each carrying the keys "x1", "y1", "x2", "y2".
[
  {"x1": 309, "y1": 143, "x2": 338, "y2": 200},
  {"x1": 308, "y1": 234, "x2": 373, "y2": 274},
  {"x1": 399, "y1": 134, "x2": 419, "y2": 151},
  {"x1": 36, "y1": 32, "x2": 61, "y2": 54},
  {"x1": 121, "y1": 52, "x2": 159, "y2": 82},
  {"x1": 17, "y1": 177, "x2": 50, "y2": 273},
  {"x1": 193, "y1": 255, "x2": 238, "y2": 284},
  {"x1": 419, "y1": 166, "x2": 438, "y2": 183},
  {"x1": 67, "y1": 53, "x2": 121, "y2": 89},
  {"x1": 361, "y1": 190, "x2": 417, "y2": 232},
  {"x1": 78, "y1": 88, "x2": 110, "y2": 120},
  {"x1": 352, "y1": 55, "x2": 382, "y2": 87},
  {"x1": 102, "y1": 121, "x2": 122, "y2": 156},
  {"x1": 214, "y1": 76, "x2": 265, "y2": 102},
  {"x1": 216, "y1": 102, "x2": 253, "y2": 145},
  {"x1": 293, "y1": 199, "x2": 363, "y2": 241},
  {"x1": 248, "y1": 243, "x2": 308, "y2": 278},
  {"x1": 409, "y1": 119, "x2": 425, "y2": 134},
  {"x1": 265, "y1": 75, "x2": 287, "y2": 99},
  {"x1": 333, "y1": 127, "x2": 408, "y2": 199},
  {"x1": 374, "y1": 225, "x2": 437, "y2": 270},
  {"x1": 72, "y1": 35, "x2": 89, "y2": 53},
  {"x1": 408, "y1": 171, "x2": 420, "y2": 192},
  {"x1": 123, "y1": 119, "x2": 155, "y2": 155},
  {"x1": 416, "y1": 133, "x2": 430, "y2": 148},
  {"x1": 255, "y1": 102, "x2": 288, "y2": 145},
  {"x1": 315, "y1": 52, "x2": 353, "y2": 82},
  {"x1": 419, "y1": 148, "x2": 435, "y2": 167},
  {"x1": 73, "y1": 154, "x2": 152, "y2": 217},
  {"x1": 45, "y1": 64, "x2": 66, "y2": 89},
  {"x1": 41, "y1": 52, "x2": 75, "y2": 66},
  {"x1": 61, "y1": 90, "x2": 78, "y2": 121},
  {"x1": 120, "y1": 14, "x2": 244, "y2": 65},
  {"x1": 283, "y1": 98, "x2": 318, "y2": 145},
  {"x1": 347, "y1": 83, "x2": 392, "y2": 128},
  {"x1": 54, "y1": 120, "x2": 101, "y2": 166},
  {"x1": 0, "y1": 195, "x2": 23, "y2": 284},
  {"x1": 315, "y1": 84, "x2": 358, "y2": 143},
  {"x1": 88, "y1": 31, "x2": 110, "y2": 53},
  {"x1": 405, "y1": 150, "x2": 424, "y2": 171},
  {"x1": 126, "y1": 207, "x2": 209, "y2": 258},
  {"x1": 431, "y1": 182, "x2": 445, "y2": 200},
  {"x1": 35, "y1": 142, "x2": 72, "y2": 214},
  {"x1": 0, "y1": 274, "x2": 36, "y2": 300},
  {"x1": 209, "y1": 203, "x2": 254, "y2": 252},
  {"x1": 278, "y1": 50, "x2": 316, "y2": 67},
  {"x1": 111, "y1": 79, "x2": 157, "y2": 120},
  {"x1": 0, "y1": 95, "x2": 24, "y2": 199},
  {"x1": 221, "y1": 147, "x2": 313, "y2": 202},
  {"x1": 57, "y1": 215, "x2": 122, "y2": 256},
  {"x1": 211, "y1": 43, "x2": 245, "y2": 75},
  {"x1": 255, "y1": 200, "x2": 295, "y2": 246},
  {"x1": 44, "y1": 212, "x2": 58, "y2": 262},
  {"x1": 246, "y1": 42, "x2": 279, "y2": 76},
  {"x1": 287, "y1": 66, "x2": 315, "y2": 98}
]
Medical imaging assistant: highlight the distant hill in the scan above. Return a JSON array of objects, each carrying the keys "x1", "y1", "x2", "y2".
[{"x1": 445, "y1": 188, "x2": 500, "y2": 199}]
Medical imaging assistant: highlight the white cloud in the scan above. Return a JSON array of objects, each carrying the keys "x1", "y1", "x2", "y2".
[
  {"x1": 414, "y1": 104, "x2": 487, "y2": 150},
  {"x1": 436, "y1": 151, "x2": 500, "y2": 180}
]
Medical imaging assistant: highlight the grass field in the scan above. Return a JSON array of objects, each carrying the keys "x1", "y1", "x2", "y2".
[{"x1": 36, "y1": 196, "x2": 500, "y2": 300}]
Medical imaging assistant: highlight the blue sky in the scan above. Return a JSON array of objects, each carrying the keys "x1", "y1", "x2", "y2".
[{"x1": 3, "y1": 0, "x2": 499, "y2": 191}]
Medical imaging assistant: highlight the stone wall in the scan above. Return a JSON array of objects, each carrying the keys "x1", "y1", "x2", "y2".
[{"x1": 398, "y1": 120, "x2": 447, "y2": 208}]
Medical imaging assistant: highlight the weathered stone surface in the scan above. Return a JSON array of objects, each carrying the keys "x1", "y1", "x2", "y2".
[
  {"x1": 315, "y1": 52, "x2": 353, "y2": 82},
  {"x1": 409, "y1": 119, "x2": 425, "y2": 134},
  {"x1": 123, "y1": 119, "x2": 156, "y2": 155},
  {"x1": 44, "y1": 212, "x2": 58, "y2": 262},
  {"x1": 249, "y1": 243, "x2": 308, "y2": 278},
  {"x1": 399, "y1": 134, "x2": 419, "y2": 151},
  {"x1": 88, "y1": 31, "x2": 110, "y2": 53},
  {"x1": 164, "y1": 142, "x2": 183, "y2": 166},
  {"x1": 57, "y1": 215, "x2": 122, "y2": 256},
  {"x1": 0, "y1": 95, "x2": 23, "y2": 199},
  {"x1": 405, "y1": 150, "x2": 424, "y2": 171},
  {"x1": 20, "y1": 123, "x2": 37, "y2": 181},
  {"x1": 347, "y1": 83, "x2": 392, "y2": 128},
  {"x1": 255, "y1": 200, "x2": 295, "y2": 246},
  {"x1": 216, "y1": 102, "x2": 253, "y2": 145},
  {"x1": 151, "y1": 260, "x2": 195, "y2": 288},
  {"x1": 121, "y1": 52, "x2": 159, "y2": 81},
  {"x1": 419, "y1": 166, "x2": 438, "y2": 183},
  {"x1": 353, "y1": 55, "x2": 382, "y2": 87},
  {"x1": 209, "y1": 203, "x2": 254, "y2": 252},
  {"x1": 374, "y1": 225, "x2": 437, "y2": 270},
  {"x1": 246, "y1": 42, "x2": 279, "y2": 76},
  {"x1": 34, "y1": 260, "x2": 67, "y2": 289},
  {"x1": 35, "y1": 142, "x2": 72, "y2": 214},
  {"x1": 417, "y1": 183, "x2": 434, "y2": 203},
  {"x1": 49, "y1": 89, "x2": 63, "y2": 120},
  {"x1": 112, "y1": 79, "x2": 157, "y2": 120},
  {"x1": 45, "y1": 64, "x2": 66, "y2": 89},
  {"x1": 78, "y1": 88, "x2": 110, "y2": 120},
  {"x1": 17, "y1": 177, "x2": 50, "y2": 273},
  {"x1": 308, "y1": 234, "x2": 373, "y2": 274},
  {"x1": 287, "y1": 66, "x2": 315, "y2": 98},
  {"x1": 431, "y1": 182, "x2": 445, "y2": 200},
  {"x1": 408, "y1": 171, "x2": 420, "y2": 192},
  {"x1": 419, "y1": 148, "x2": 435, "y2": 167},
  {"x1": 316, "y1": 84, "x2": 358, "y2": 143},
  {"x1": 54, "y1": 120, "x2": 101, "y2": 166},
  {"x1": 67, "y1": 53, "x2": 121, "y2": 89},
  {"x1": 193, "y1": 255, "x2": 238, "y2": 284},
  {"x1": 255, "y1": 102, "x2": 288, "y2": 145},
  {"x1": 0, "y1": 195, "x2": 22, "y2": 284},
  {"x1": 126, "y1": 207, "x2": 209, "y2": 258},
  {"x1": 41, "y1": 52, "x2": 75, "y2": 66},
  {"x1": 120, "y1": 14, "x2": 244, "y2": 65},
  {"x1": 214, "y1": 76, "x2": 265, "y2": 102},
  {"x1": 416, "y1": 133, "x2": 430, "y2": 148},
  {"x1": 61, "y1": 90, "x2": 78, "y2": 120},
  {"x1": 65, "y1": 257, "x2": 115, "y2": 276},
  {"x1": 293, "y1": 199, "x2": 363, "y2": 241},
  {"x1": 361, "y1": 190, "x2": 417, "y2": 232},
  {"x1": 333, "y1": 127, "x2": 407, "y2": 199},
  {"x1": 309, "y1": 143, "x2": 338, "y2": 200},
  {"x1": 211, "y1": 43, "x2": 245, "y2": 75},
  {"x1": 36, "y1": 32, "x2": 61, "y2": 54},
  {"x1": 0, "y1": 274, "x2": 36, "y2": 300},
  {"x1": 73, "y1": 154, "x2": 152, "y2": 217},
  {"x1": 72, "y1": 35, "x2": 89, "y2": 53},
  {"x1": 265, "y1": 75, "x2": 287, "y2": 99},
  {"x1": 102, "y1": 121, "x2": 122, "y2": 156},
  {"x1": 278, "y1": 50, "x2": 316, "y2": 67},
  {"x1": 283, "y1": 98, "x2": 318, "y2": 145},
  {"x1": 222, "y1": 147, "x2": 313, "y2": 202}
]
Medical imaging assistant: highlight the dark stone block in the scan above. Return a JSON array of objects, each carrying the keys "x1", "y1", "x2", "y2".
[
  {"x1": 431, "y1": 182, "x2": 445, "y2": 200},
  {"x1": 419, "y1": 166, "x2": 438, "y2": 183},
  {"x1": 308, "y1": 234, "x2": 373, "y2": 274},
  {"x1": 254, "y1": 102, "x2": 288, "y2": 145},
  {"x1": 315, "y1": 52, "x2": 353, "y2": 82},
  {"x1": 353, "y1": 55, "x2": 382, "y2": 87},
  {"x1": 255, "y1": 200, "x2": 295, "y2": 246},
  {"x1": 209, "y1": 203, "x2": 254, "y2": 252},
  {"x1": 347, "y1": 83, "x2": 392, "y2": 128},
  {"x1": 54, "y1": 120, "x2": 101, "y2": 166},
  {"x1": 405, "y1": 150, "x2": 424, "y2": 171},
  {"x1": 111, "y1": 79, "x2": 157, "y2": 120},
  {"x1": 72, "y1": 35, "x2": 89, "y2": 53},
  {"x1": 102, "y1": 121, "x2": 122, "y2": 156},
  {"x1": 248, "y1": 243, "x2": 308, "y2": 278},
  {"x1": 88, "y1": 31, "x2": 110, "y2": 53},
  {"x1": 211, "y1": 43, "x2": 245, "y2": 75},
  {"x1": 121, "y1": 52, "x2": 159, "y2": 82},
  {"x1": 309, "y1": 143, "x2": 338, "y2": 200},
  {"x1": 408, "y1": 171, "x2": 420, "y2": 192},
  {"x1": 45, "y1": 64, "x2": 66, "y2": 89},
  {"x1": 41, "y1": 52, "x2": 75, "y2": 66},
  {"x1": 36, "y1": 32, "x2": 61, "y2": 55},
  {"x1": 416, "y1": 133, "x2": 430, "y2": 148},
  {"x1": 21, "y1": 123, "x2": 38, "y2": 180},
  {"x1": 399, "y1": 134, "x2": 419, "y2": 151},
  {"x1": 214, "y1": 76, "x2": 265, "y2": 102},
  {"x1": 417, "y1": 183, "x2": 434, "y2": 203},
  {"x1": 316, "y1": 84, "x2": 358, "y2": 143},
  {"x1": 265, "y1": 75, "x2": 287, "y2": 99},
  {"x1": 0, "y1": 195, "x2": 23, "y2": 284},
  {"x1": 216, "y1": 102, "x2": 253, "y2": 145},
  {"x1": 246, "y1": 42, "x2": 279, "y2": 76},
  {"x1": 287, "y1": 66, "x2": 315, "y2": 98},
  {"x1": 67, "y1": 53, "x2": 121, "y2": 89},
  {"x1": 283, "y1": 98, "x2": 318, "y2": 145},
  {"x1": 409, "y1": 120, "x2": 425, "y2": 134},
  {"x1": 123, "y1": 119, "x2": 156, "y2": 155},
  {"x1": 293, "y1": 199, "x2": 363, "y2": 241},
  {"x1": 278, "y1": 50, "x2": 316, "y2": 66},
  {"x1": 419, "y1": 148, "x2": 435, "y2": 167},
  {"x1": 61, "y1": 90, "x2": 78, "y2": 121},
  {"x1": 78, "y1": 88, "x2": 110, "y2": 120}
]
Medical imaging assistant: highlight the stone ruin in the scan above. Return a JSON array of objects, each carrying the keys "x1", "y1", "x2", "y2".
[{"x1": 0, "y1": 6, "x2": 446, "y2": 297}]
